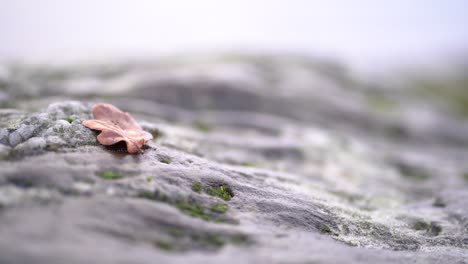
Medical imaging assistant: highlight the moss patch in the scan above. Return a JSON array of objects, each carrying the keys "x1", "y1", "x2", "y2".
[
  {"x1": 230, "y1": 234, "x2": 250, "y2": 245},
  {"x1": 149, "y1": 128, "x2": 164, "y2": 140},
  {"x1": 203, "y1": 235, "x2": 225, "y2": 247},
  {"x1": 138, "y1": 189, "x2": 230, "y2": 222},
  {"x1": 168, "y1": 229, "x2": 184, "y2": 238},
  {"x1": 45, "y1": 145, "x2": 60, "y2": 152},
  {"x1": 192, "y1": 234, "x2": 225, "y2": 247},
  {"x1": 146, "y1": 176, "x2": 152, "y2": 183},
  {"x1": 138, "y1": 191, "x2": 169, "y2": 202},
  {"x1": 154, "y1": 240, "x2": 173, "y2": 251},
  {"x1": 395, "y1": 163, "x2": 430, "y2": 181},
  {"x1": 413, "y1": 220, "x2": 429, "y2": 231},
  {"x1": 192, "y1": 182, "x2": 202, "y2": 193},
  {"x1": 207, "y1": 185, "x2": 233, "y2": 201},
  {"x1": 65, "y1": 117, "x2": 73, "y2": 123},
  {"x1": 158, "y1": 156, "x2": 172, "y2": 164},
  {"x1": 367, "y1": 95, "x2": 397, "y2": 112},
  {"x1": 413, "y1": 220, "x2": 441, "y2": 236},
  {"x1": 176, "y1": 201, "x2": 211, "y2": 221},
  {"x1": 241, "y1": 162, "x2": 257, "y2": 167},
  {"x1": 195, "y1": 233, "x2": 250, "y2": 249},
  {"x1": 97, "y1": 171, "x2": 123, "y2": 180},
  {"x1": 167, "y1": 229, "x2": 250, "y2": 250},
  {"x1": 463, "y1": 172, "x2": 468, "y2": 181},
  {"x1": 413, "y1": 78, "x2": 468, "y2": 118},
  {"x1": 210, "y1": 203, "x2": 228, "y2": 214},
  {"x1": 318, "y1": 224, "x2": 332, "y2": 234},
  {"x1": 193, "y1": 121, "x2": 212, "y2": 133}
]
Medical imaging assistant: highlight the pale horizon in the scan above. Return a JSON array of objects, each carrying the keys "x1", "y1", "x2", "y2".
[{"x1": 1, "y1": 0, "x2": 467, "y2": 71}]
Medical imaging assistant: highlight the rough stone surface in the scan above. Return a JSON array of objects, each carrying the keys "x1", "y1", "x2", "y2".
[{"x1": 0, "y1": 55, "x2": 467, "y2": 264}]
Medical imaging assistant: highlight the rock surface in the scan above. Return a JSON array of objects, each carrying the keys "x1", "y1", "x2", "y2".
[{"x1": 0, "y1": 54, "x2": 467, "y2": 263}]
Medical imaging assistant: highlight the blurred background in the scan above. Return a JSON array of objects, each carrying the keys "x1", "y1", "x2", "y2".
[{"x1": 1, "y1": 0, "x2": 467, "y2": 72}]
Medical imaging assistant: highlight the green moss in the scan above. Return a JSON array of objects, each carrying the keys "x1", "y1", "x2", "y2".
[
  {"x1": 367, "y1": 95, "x2": 396, "y2": 112},
  {"x1": 146, "y1": 176, "x2": 152, "y2": 182},
  {"x1": 230, "y1": 234, "x2": 249, "y2": 245},
  {"x1": 207, "y1": 185, "x2": 233, "y2": 201},
  {"x1": 192, "y1": 234, "x2": 225, "y2": 247},
  {"x1": 210, "y1": 203, "x2": 228, "y2": 214},
  {"x1": 97, "y1": 171, "x2": 123, "y2": 180},
  {"x1": 154, "y1": 240, "x2": 173, "y2": 251},
  {"x1": 396, "y1": 163, "x2": 430, "y2": 181},
  {"x1": 138, "y1": 191, "x2": 156, "y2": 200},
  {"x1": 65, "y1": 117, "x2": 73, "y2": 123},
  {"x1": 241, "y1": 162, "x2": 257, "y2": 167},
  {"x1": 45, "y1": 145, "x2": 59, "y2": 152},
  {"x1": 137, "y1": 191, "x2": 169, "y2": 202},
  {"x1": 168, "y1": 229, "x2": 184, "y2": 238},
  {"x1": 190, "y1": 232, "x2": 250, "y2": 248},
  {"x1": 463, "y1": 172, "x2": 468, "y2": 181},
  {"x1": 319, "y1": 224, "x2": 332, "y2": 234},
  {"x1": 414, "y1": 79, "x2": 468, "y2": 118},
  {"x1": 149, "y1": 129, "x2": 164, "y2": 140},
  {"x1": 137, "y1": 188, "x2": 229, "y2": 222},
  {"x1": 413, "y1": 220, "x2": 430, "y2": 231},
  {"x1": 158, "y1": 156, "x2": 171, "y2": 164},
  {"x1": 194, "y1": 122, "x2": 212, "y2": 132},
  {"x1": 412, "y1": 220, "x2": 441, "y2": 236},
  {"x1": 176, "y1": 201, "x2": 211, "y2": 221},
  {"x1": 205, "y1": 235, "x2": 225, "y2": 247},
  {"x1": 192, "y1": 182, "x2": 202, "y2": 193}
]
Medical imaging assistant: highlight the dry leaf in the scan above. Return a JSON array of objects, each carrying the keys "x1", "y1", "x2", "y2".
[{"x1": 82, "y1": 103, "x2": 153, "y2": 154}]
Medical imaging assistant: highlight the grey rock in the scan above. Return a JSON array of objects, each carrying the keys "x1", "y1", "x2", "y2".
[
  {"x1": 14, "y1": 137, "x2": 47, "y2": 152},
  {"x1": 8, "y1": 124, "x2": 35, "y2": 146},
  {"x1": 0, "y1": 55, "x2": 467, "y2": 264},
  {"x1": 0, "y1": 128, "x2": 8, "y2": 145}
]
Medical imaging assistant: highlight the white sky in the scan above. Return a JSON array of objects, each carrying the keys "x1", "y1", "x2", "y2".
[{"x1": 0, "y1": 0, "x2": 467, "y2": 70}]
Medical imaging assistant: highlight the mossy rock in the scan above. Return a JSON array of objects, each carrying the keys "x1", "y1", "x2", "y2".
[
  {"x1": 206, "y1": 185, "x2": 233, "y2": 201},
  {"x1": 97, "y1": 171, "x2": 123, "y2": 180}
]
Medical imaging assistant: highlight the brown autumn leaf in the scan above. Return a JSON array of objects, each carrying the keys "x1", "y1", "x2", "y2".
[{"x1": 82, "y1": 103, "x2": 153, "y2": 154}]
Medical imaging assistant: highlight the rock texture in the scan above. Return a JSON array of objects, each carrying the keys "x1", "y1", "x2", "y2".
[{"x1": 0, "y1": 55, "x2": 467, "y2": 264}]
